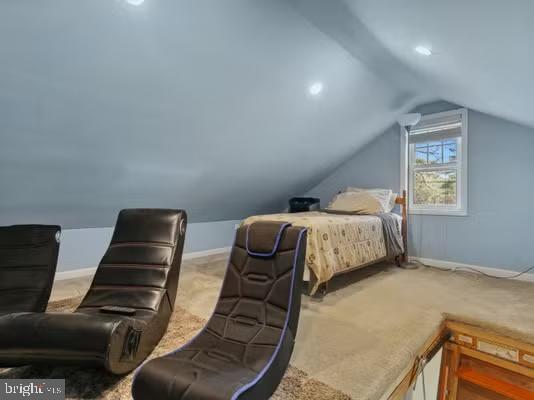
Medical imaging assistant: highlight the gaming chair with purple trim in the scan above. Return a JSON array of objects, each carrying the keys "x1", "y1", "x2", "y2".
[{"x1": 132, "y1": 221, "x2": 307, "y2": 400}]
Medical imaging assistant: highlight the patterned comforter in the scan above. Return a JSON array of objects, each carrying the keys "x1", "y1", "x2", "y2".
[{"x1": 242, "y1": 212, "x2": 402, "y2": 294}]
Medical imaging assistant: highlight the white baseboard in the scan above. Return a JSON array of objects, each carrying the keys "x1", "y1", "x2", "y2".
[
  {"x1": 55, "y1": 246, "x2": 231, "y2": 281},
  {"x1": 182, "y1": 246, "x2": 231, "y2": 260},
  {"x1": 55, "y1": 266, "x2": 98, "y2": 281},
  {"x1": 411, "y1": 257, "x2": 534, "y2": 283}
]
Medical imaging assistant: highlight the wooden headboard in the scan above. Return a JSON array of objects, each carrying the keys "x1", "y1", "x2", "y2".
[{"x1": 396, "y1": 190, "x2": 408, "y2": 263}]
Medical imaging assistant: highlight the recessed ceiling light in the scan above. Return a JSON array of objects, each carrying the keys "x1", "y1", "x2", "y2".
[
  {"x1": 308, "y1": 82, "x2": 324, "y2": 96},
  {"x1": 126, "y1": 0, "x2": 145, "y2": 6},
  {"x1": 415, "y1": 46, "x2": 432, "y2": 56}
]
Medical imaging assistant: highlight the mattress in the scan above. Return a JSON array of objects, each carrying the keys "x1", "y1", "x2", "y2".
[{"x1": 242, "y1": 212, "x2": 401, "y2": 294}]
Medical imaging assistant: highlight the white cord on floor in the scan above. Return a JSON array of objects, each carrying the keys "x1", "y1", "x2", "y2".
[
  {"x1": 421, "y1": 363, "x2": 427, "y2": 400},
  {"x1": 413, "y1": 260, "x2": 534, "y2": 280}
]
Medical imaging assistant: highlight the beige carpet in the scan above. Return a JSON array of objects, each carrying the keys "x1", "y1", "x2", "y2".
[
  {"x1": 291, "y1": 264, "x2": 534, "y2": 400},
  {"x1": 17, "y1": 255, "x2": 534, "y2": 400},
  {"x1": 0, "y1": 297, "x2": 351, "y2": 400}
]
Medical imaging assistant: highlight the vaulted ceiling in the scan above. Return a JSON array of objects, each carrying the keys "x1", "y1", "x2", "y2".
[
  {"x1": 340, "y1": 0, "x2": 534, "y2": 128},
  {"x1": 0, "y1": 0, "x2": 532, "y2": 228}
]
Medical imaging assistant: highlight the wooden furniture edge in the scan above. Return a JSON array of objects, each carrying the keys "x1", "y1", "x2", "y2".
[
  {"x1": 387, "y1": 318, "x2": 534, "y2": 400},
  {"x1": 456, "y1": 366, "x2": 534, "y2": 400},
  {"x1": 395, "y1": 190, "x2": 408, "y2": 263},
  {"x1": 446, "y1": 320, "x2": 534, "y2": 355},
  {"x1": 458, "y1": 346, "x2": 534, "y2": 378}
]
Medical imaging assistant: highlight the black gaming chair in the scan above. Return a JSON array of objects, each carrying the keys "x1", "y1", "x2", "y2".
[
  {"x1": 132, "y1": 221, "x2": 307, "y2": 400},
  {"x1": 0, "y1": 225, "x2": 61, "y2": 316},
  {"x1": 0, "y1": 209, "x2": 186, "y2": 374}
]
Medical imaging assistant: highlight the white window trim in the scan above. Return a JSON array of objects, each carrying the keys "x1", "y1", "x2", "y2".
[{"x1": 400, "y1": 108, "x2": 468, "y2": 216}]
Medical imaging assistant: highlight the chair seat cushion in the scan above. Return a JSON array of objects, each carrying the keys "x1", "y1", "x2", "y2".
[
  {"x1": 0, "y1": 311, "x2": 147, "y2": 367},
  {"x1": 134, "y1": 351, "x2": 254, "y2": 400},
  {"x1": 134, "y1": 328, "x2": 273, "y2": 400}
]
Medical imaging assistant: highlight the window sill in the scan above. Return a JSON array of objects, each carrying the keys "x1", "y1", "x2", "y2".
[{"x1": 409, "y1": 208, "x2": 468, "y2": 217}]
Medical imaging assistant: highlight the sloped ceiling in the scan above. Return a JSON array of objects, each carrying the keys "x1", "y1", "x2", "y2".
[
  {"x1": 0, "y1": 0, "x2": 427, "y2": 228},
  {"x1": 0, "y1": 0, "x2": 531, "y2": 228},
  {"x1": 341, "y1": 0, "x2": 534, "y2": 128}
]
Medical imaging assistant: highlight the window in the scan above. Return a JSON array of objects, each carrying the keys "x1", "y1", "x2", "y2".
[{"x1": 402, "y1": 108, "x2": 468, "y2": 216}]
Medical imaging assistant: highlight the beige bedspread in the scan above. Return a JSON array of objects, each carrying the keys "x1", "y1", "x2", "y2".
[{"x1": 242, "y1": 212, "x2": 400, "y2": 294}]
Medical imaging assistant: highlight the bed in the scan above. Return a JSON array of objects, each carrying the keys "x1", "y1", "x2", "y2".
[{"x1": 242, "y1": 191, "x2": 407, "y2": 295}]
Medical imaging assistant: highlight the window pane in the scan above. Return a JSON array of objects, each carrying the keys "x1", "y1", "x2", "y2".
[
  {"x1": 413, "y1": 139, "x2": 458, "y2": 165},
  {"x1": 415, "y1": 149, "x2": 428, "y2": 164},
  {"x1": 443, "y1": 141, "x2": 457, "y2": 163},
  {"x1": 413, "y1": 169, "x2": 457, "y2": 206},
  {"x1": 427, "y1": 145, "x2": 442, "y2": 164},
  {"x1": 415, "y1": 143, "x2": 427, "y2": 152}
]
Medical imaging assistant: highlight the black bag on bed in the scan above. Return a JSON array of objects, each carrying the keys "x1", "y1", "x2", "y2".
[{"x1": 289, "y1": 197, "x2": 320, "y2": 213}]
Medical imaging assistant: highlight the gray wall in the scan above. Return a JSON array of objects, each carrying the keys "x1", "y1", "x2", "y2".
[
  {"x1": 307, "y1": 101, "x2": 534, "y2": 271},
  {"x1": 58, "y1": 219, "x2": 238, "y2": 273},
  {"x1": 0, "y1": 0, "x2": 425, "y2": 229},
  {"x1": 305, "y1": 124, "x2": 401, "y2": 202}
]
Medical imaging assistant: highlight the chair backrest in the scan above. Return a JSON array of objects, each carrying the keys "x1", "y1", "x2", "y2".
[
  {"x1": 78, "y1": 209, "x2": 186, "y2": 314},
  {"x1": 208, "y1": 221, "x2": 307, "y2": 361},
  {"x1": 0, "y1": 225, "x2": 61, "y2": 314}
]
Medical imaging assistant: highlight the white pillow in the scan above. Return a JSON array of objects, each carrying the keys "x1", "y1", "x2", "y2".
[
  {"x1": 328, "y1": 191, "x2": 385, "y2": 214},
  {"x1": 343, "y1": 187, "x2": 393, "y2": 213}
]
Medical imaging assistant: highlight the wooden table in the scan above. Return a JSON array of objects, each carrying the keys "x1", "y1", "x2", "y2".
[{"x1": 438, "y1": 321, "x2": 534, "y2": 400}]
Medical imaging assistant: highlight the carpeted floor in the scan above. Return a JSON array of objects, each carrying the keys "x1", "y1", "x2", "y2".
[
  {"x1": 291, "y1": 264, "x2": 534, "y2": 400},
  {"x1": 0, "y1": 297, "x2": 351, "y2": 400},
  {"x1": 19, "y1": 255, "x2": 534, "y2": 400}
]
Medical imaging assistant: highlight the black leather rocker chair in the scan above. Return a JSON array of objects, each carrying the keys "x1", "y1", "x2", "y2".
[
  {"x1": 0, "y1": 209, "x2": 186, "y2": 375},
  {"x1": 132, "y1": 221, "x2": 307, "y2": 400},
  {"x1": 0, "y1": 225, "x2": 61, "y2": 316}
]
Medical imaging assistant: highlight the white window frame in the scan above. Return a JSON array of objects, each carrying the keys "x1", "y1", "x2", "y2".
[{"x1": 400, "y1": 108, "x2": 468, "y2": 216}]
